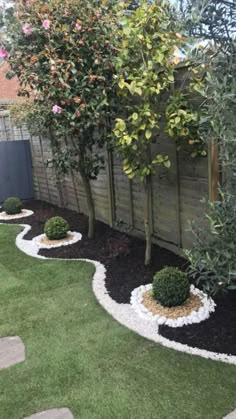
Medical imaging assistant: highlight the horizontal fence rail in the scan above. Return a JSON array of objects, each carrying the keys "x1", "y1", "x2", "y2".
[{"x1": 0, "y1": 100, "x2": 209, "y2": 253}]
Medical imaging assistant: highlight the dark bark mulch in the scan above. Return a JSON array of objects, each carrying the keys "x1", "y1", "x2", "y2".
[
  {"x1": 2, "y1": 200, "x2": 235, "y2": 356},
  {"x1": 159, "y1": 290, "x2": 236, "y2": 356},
  {"x1": 2, "y1": 200, "x2": 185, "y2": 302}
]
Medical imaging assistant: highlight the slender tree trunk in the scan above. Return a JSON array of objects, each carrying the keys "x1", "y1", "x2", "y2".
[
  {"x1": 48, "y1": 127, "x2": 65, "y2": 207},
  {"x1": 80, "y1": 173, "x2": 95, "y2": 239},
  {"x1": 144, "y1": 175, "x2": 152, "y2": 266}
]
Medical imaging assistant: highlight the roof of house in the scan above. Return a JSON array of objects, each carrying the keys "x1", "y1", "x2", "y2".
[{"x1": 0, "y1": 61, "x2": 20, "y2": 101}]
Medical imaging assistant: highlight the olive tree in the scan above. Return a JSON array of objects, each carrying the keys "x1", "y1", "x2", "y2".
[{"x1": 179, "y1": 0, "x2": 236, "y2": 294}]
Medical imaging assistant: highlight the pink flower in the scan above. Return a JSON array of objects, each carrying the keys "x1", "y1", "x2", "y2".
[
  {"x1": 52, "y1": 105, "x2": 62, "y2": 114},
  {"x1": 42, "y1": 20, "x2": 51, "y2": 30},
  {"x1": 0, "y1": 48, "x2": 9, "y2": 59},
  {"x1": 22, "y1": 23, "x2": 33, "y2": 36},
  {"x1": 75, "y1": 20, "x2": 82, "y2": 30}
]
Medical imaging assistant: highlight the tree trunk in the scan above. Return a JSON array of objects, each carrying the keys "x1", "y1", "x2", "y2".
[
  {"x1": 81, "y1": 173, "x2": 95, "y2": 239},
  {"x1": 144, "y1": 175, "x2": 152, "y2": 266}
]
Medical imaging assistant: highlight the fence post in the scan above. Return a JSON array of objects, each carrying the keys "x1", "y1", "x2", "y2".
[
  {"x1": 106, "y1": 148, "x2": 115, "y2": 227},
  {"x1": 208, "y1": 139, "x2": 220, "y2": 201},
  {"x1": 175, "y1": 145, "x2": 183, "y2": 248},
  {"x1": 128, "y1": 179, "x2": 134, "y2": 227}
]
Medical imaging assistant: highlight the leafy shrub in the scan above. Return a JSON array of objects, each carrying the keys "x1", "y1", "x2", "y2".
[
  {"x1": 3, "y1": 197, "x2": 22, "y2": 214},
  {"x1": 185, "y1": 191, "x2": 236, "y2": 296},
  {"x1": 153, "y1": 267, "x2": 190, "y2": 307},
  {"x1": 44, "y1": 216, "x2": 69, "y2": 240}
]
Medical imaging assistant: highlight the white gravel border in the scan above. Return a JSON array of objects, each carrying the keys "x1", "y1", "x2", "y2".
[
  {"x1": 3, "y1": 223, "x2": 236, "y2": 365},
  {"x1": 0, "y1": 209, "x2": 34, "y2": 220},
  {"x1": 32, "y1": 231, "x2": 82, "y2": 249},
  {"x1": 130, "y1": 283, "x2": 216, "y2": 327}
]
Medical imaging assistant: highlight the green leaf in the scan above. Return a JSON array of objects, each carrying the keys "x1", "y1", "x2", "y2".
[
  {"x1": 123, "y1": 135, "x2": 132, "y2": 145},
  {"x1": 135, "y1": 87, "x2": 142, "y2": 96},
  {"x1": 128, "y1": 172, "x2": 135, "y2": 179},
  {"x1": 114, "y1": 130, "x2": 120, "y2": 137},
  {"x1": 118, "y1": 79, "x2": 125, "y2": 90},
  {"x1": 115, "y1": 118, "x2": 126, "y2": 132},
  {"x1": 132, "y1": 112, "x2": 138, "y2": 121},
  {"x1": 145, "y1": 130, "x2": 152, "y2": 139},
  {"x1": 164, "y1": 160, "x2": 171, "y2": 168}
]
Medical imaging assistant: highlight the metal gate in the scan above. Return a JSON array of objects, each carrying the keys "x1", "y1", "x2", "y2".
[{"x1": 0, "y1": 140, "x2": 33, "y2": 204}]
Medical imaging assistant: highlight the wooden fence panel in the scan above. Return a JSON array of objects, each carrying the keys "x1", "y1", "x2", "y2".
[{"x1": 0, "y1": 97, "x2": 209, "y2": 254}]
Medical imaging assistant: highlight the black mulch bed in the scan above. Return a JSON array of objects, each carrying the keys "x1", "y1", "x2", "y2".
[
  {"x1": 2, "y1": 199, "x2": 236, "y2": 356},
  {"x1": 159, "y1": 290, "x2": 236, "y2": 356}
]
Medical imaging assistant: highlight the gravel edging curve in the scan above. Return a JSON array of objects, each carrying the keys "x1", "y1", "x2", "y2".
[
  {"x1": 130, "y1": 283, "x2": 216, "y2": 327},
  {"x1": 4, "y1": 223, "x2": 236, "y2": 365},
  {"x1": 32, "y1": 231, "x2": 82, "y2": 249},
  {"x1": 0, "y1": 209, "x2": 34, "y2": 220}
]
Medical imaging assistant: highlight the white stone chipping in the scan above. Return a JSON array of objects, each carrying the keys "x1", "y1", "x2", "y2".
[
  {"x1": 3, "y1": 223, "x2": 236, "y2": 365},
  {"x1": 32, "y1": 231, "x2": 82, "y2": 249},
  {"x1": 0, "y1": 209, "x2": 34, "y2": 220},
  {"x1": 130, "y1": 283, "x2": 216, "y2": 327}
]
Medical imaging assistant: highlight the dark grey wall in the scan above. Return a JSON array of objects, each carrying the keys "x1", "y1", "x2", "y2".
[{"x1": 0, "y1": 140, "x2": 34, "y2": 203}]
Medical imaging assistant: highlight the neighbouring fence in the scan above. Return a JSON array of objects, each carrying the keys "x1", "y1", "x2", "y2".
[
  {"x1": 0, "y1": 140, "x2": 33, "y2": 203},
  {"x1": 0, "y1": 97, "x2": 209, "y2": 253}
]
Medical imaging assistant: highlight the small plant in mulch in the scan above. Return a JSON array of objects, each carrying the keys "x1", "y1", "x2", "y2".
[
  {"x1": 153, "y1": 267, "x2": 190, "y2": 307},
  {"x1": 106, "y1": 235, "x2": 131, "y2": 259},
  {"x1": 2, "y1": 197, "x2": 23, "y2": 215},
  {"x1": 44, "y1": 216, "x2": 69, "y2": 240},
  {"x1": 131, "y1": 266, "x2": 215, "y2": 327}
]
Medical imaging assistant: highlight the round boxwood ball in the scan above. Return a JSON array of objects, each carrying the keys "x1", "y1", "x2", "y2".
[
  {"x1": 44, "y1": 216, "x2": 69, "y2": 240},
  {"x1": 152, "y1": 267, "x2": 190, "y2": 307},
  {"x1": 3, "y1": 197, "x2": 23, "y2": 215}
]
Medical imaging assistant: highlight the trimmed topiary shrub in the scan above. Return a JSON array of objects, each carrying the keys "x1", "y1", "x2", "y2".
[
  {"x1": 3, "y1": 197, "x2": 23, "y2": 214},
  {"x1": 44, "y1": 216, "x2": 69, "y2": 240},
  {"x1": 153, "y1": 267, "x2": 190, "y2": 307}
]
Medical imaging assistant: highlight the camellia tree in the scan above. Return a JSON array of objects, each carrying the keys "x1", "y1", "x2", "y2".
[
  {"x1": 113, "y1": 0, "x2": 184, "y2": 265},
  {"x1": 1, "y1": 0, "x2": 116, "y2": 238}
]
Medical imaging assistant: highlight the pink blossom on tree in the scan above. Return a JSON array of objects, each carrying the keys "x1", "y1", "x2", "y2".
[
  {"x1": 42, "y1": 20, "x2": 51, "y2": 30},
  {"x1": 22, "y1": 23, "x2": 33, "y2": 35},
  {"x1": 0, "y1": 48, "x2": 9, "y2": 59},
  {"x1": 52, "y1": 105, "x2": 62, "y2": 114}
]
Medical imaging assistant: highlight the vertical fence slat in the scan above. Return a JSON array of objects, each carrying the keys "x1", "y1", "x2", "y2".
[{"x1": 0, "y1": 99, "x2": 210, "y2": 254}]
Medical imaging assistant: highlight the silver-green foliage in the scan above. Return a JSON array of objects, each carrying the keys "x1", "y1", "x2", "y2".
[
  {"x1": 182, "y1": 0, "x2": 236, "y2": 295},
  {"x1": 186, "y1": 191, "x2": 236, "y2": 296}
]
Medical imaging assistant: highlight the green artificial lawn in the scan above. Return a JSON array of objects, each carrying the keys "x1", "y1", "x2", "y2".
[{"x1": 0, "y1": 224, "x2": 236, "y2": 419}]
